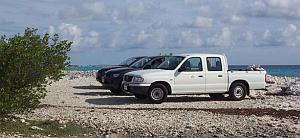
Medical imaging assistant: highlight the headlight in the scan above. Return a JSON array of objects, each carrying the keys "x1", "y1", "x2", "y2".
[
  {"x1": 133, "y1": 76, "x2": 144, "y2": 83},
  {"x1": 112, "y1": 74, "x2": 120, "y2": 78}
]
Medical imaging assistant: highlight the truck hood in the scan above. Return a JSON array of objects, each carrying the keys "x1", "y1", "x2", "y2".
[
  {"x1": 106, "y1": 67, "x2": 137, "y2": 76},
  {"x1": 126, "y1": 69, "x2": 173, "y2": 77},
  {"x1": 98, "y1": 65, "x2": 125, "y2": 73}
]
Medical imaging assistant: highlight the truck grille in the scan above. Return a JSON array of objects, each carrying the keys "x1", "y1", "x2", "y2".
[{"x1": 124, "y1": 75, "x2": 133, "y2": 82}]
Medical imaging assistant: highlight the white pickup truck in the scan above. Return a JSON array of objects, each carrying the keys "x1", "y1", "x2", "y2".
[{"x1": 122, "y1": 53, "x2": 267, "y2": 104}]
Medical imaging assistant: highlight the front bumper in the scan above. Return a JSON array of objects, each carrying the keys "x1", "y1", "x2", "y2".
[
  {"x1": 96, "y1": 71, "x2": 104, "y2": 83},
  {"x1": 122, "y1": 82, "x2": 150, "y2": 95},
  {"x1": 102, "y1": 76, "x2": 123, "y2": 90}
]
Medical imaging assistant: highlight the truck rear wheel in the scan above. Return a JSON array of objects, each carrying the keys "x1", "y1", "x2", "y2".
[
  {"x1": 229, "y1": 82, "x2": 247, "y2": 101},
  {"x1": 148, "y1": 83, "x2": 168, "y2": 104}
]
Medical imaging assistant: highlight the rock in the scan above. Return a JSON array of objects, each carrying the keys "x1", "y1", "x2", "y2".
[
  {"x1": 20, "y1": 119, "x2": 26, "y2": 123},
  {"x1": 185, "y1": 123, "x2": 195, "y2": 129},
  {"x1": 30, "y1": 126, "x2": 44, "y2": 131},
  {"x1": 59, "y1": 120, "x2": 67, "y2": 124}
]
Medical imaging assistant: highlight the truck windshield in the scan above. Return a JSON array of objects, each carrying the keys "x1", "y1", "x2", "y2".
[
  {"x1": 119, "y1": 57, "x2": 138, "y2": 66},
  {"x1": 157, "y1": 56, "x2": 184, "y2": 70},
  {"x1": 130, "y1": 57, "x2": 152, "y2": 68}
]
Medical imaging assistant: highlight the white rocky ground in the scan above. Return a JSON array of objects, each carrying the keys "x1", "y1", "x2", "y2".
[{"x1": 5, "y1": 71, "x2": 300, "y2": 137}]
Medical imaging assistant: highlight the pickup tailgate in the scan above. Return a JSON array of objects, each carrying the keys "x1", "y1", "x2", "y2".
[{"x1": 228, "y1": 71, "x2": 267, "y2": 90}]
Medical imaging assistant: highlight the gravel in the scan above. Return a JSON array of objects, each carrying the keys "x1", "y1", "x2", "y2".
[{"x1": 9, "y1": 71, "x2": 300, "y2": 137}]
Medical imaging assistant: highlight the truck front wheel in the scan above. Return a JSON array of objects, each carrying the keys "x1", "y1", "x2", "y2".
[
  {"x1": 109, "y1": 89, "x2": 123, "y2": 95},
  {"x1": 229, "y1": 82, "x2": 247, "y2": 101},
  {"x1": 148, "y1": 83, "x2": 168, "y2": 104}
]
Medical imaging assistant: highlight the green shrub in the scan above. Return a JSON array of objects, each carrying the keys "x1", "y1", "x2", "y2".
[{"x1": 0, "y1": 28, "x2": 72, "y2": 115}]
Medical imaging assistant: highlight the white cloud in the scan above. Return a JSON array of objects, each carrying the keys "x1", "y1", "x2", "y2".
[
  {"x1": 255, "y1": 29, "x2": 282, "y2": 47},
  {"x1": 265, "y1": 0, "x2": 300, "y2": 17},
  {"x1": 282, "y1": 24, "x2": 297, "y2": 36},
  {"x1": 230, "y1": 15, "x2": 246, "y2": 24},
  {"x1": 249, "y1": 0, "x2": 300, "y2": 18},
  {"x1": 112, "y1": 10, "x2": 122, "y2": 24},
  {"x1": 244, "y1": 31, "x2": 253, "y2": 41},
  {"x1": 256, "y1": 24, "x2": 300, "y2": 47},
  {"x1": 83, "y1": 31, "x2": 99, "y2": 46},
  {"x1": 59, "y1": 1, "x2": 106, "y2": 20},
  {"x1": 128, "y1": 2, "x2": 145, "y2": 15},
  {"x1": 263, "y1": 29, "x2": 271, "y2": 40},
  {"x1": 137, "y1": 30, "x2": 151, "y2": 42},
  {"x1": 110, "y1": 31, "x2": 121, "y2": 48},
  {"x1": 180, "y1": 31, "x2": 203, "y2": 47},
  {"x1": 198, "y1": 5, "x2": 211, "y2": 16},
  {"x1": 184, "y1": 0, "x2": 199, "y2": 5},
  {"x1": 83, "y1": 1, "x2": 106, "y2": 16},
  {"x1": 48, "y1": 25, "x2": 55, "y2": 35},
  {"x1": 194, "y1": 16, "x2": 213, "y2": 27},
  {"x1": 207, "y1": 27, "x2": 232, "y2": 47},
  {"x1": 281, "y1": 24, "x2": 300, "y2": 47},
  {"x1": 57, "y1": 23, "x2": 82, "y2": 46},
  {"x1": 49, "y1": 23, "x2": 100, "y2": 50}
]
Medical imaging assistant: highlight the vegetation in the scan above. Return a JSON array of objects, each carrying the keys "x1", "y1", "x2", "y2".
[
  {"x1": 0, "y1": 118, "x2": 94, "y2": 137},
  {"x1": 0, "y1": 28, "x2": 72, "y2": 115}
]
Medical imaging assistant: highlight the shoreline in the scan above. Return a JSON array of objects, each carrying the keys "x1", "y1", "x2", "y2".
[{"x1": 64, "y1": 70, "x2": 300, "y2": 77}]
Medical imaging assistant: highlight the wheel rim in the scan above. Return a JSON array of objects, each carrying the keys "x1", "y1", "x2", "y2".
[
  {"x1": 150, "y1": 88, "x2": 164, "y2": 100},
  {"x1": 233, "y1": 86, "x2": 244, "y2": 98}
]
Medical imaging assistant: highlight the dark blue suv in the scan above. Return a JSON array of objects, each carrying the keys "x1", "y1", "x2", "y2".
[
  {"x1": 102, "y1": 56, "x2": 168, "y2": 94},
  {"x1": 96, "y1": 56, "x2": 145, "y2": 83}
]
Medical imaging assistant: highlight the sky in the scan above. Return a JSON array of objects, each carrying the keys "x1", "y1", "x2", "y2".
[{"x1": 1, "y1": 0, "x2": 300, "y2": 65}]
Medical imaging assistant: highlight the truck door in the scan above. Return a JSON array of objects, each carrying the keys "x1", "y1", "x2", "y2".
[
  {"x1": 173, "y1": 57, "x2": 205, "y2": 94},
  {"x1": 205, "y1": 57, "x2": 227, "y2": 92}
]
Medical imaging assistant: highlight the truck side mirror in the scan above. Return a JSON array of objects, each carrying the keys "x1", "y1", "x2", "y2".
[
  {"x1": 178, "y1": 66, "x2": 186, "y2": 72},
  {"x1": 144, "y1": 65, "x2": 151, "y2": 69}
]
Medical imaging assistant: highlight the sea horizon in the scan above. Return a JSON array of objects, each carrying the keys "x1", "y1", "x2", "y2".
[{"x1": 66, "y1": 65, "x2": 300, "y2": 77}]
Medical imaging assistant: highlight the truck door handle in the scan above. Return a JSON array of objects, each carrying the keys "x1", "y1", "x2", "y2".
[
  {"x1": 218, "y1": 75, "x2": 223, "y2": 77},
  {"x1": 198, "y1": 75, "x2": 203, "y2": 77}
]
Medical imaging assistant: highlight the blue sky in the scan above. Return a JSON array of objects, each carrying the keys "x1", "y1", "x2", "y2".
[{"x1": 1, "y1": 0, "x2": 300, "y2": 65}]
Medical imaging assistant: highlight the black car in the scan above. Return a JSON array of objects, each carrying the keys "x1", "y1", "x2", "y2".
[
  {"x1": 103, "y1": 56, "x2": 168, "y2": 94},
  {"x1": 96, "y1": 56, "x2": 145, "y2": 83}
]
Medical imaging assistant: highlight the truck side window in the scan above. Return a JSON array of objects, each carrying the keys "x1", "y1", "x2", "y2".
[
  {"x1": 182, "y1": 57, "x2": 203, "y2": 71},
  {"x1": 207, "y1": 57, "x2": 222, "y2": 71},
  {"x1": 151, "y1": 58, "x2": 165, "y2": 68}
]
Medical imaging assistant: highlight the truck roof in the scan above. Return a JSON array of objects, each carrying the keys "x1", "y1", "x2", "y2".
[{"x1": 176, "y1": 53, "x2": 225, "y2": 57}]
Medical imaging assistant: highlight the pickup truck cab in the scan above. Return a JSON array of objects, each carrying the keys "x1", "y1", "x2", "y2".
[{"x1": 122, "y1": 53, "x2": 267, "y2": 104}]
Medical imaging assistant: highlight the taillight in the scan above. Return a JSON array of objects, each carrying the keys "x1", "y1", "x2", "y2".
[{"x1": 265, "y1": 74, "x2": 269, "y2": 82}]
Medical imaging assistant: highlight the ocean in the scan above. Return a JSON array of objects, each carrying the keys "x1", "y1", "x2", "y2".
[{"x1": 67, "y1": 65, "x2": 300, "y2": 77}]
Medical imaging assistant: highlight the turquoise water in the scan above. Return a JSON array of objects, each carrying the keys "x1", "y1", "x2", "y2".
[
  {"x1": 66, "y1": 65, "x2": 102, "y2": 71},
  {"x1": 67, "y1": 65, "x2": 300, "y2": 77},
  {"x1": 230, "y1": 65, "x2": 300, "y2": 77}
]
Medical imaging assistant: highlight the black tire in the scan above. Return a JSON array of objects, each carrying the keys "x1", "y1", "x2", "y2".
[
  {"x1": 209, "y1": 93, "x2": 224, "y2": 99},
  {"x1": 109, "y1": 89, "x2": 123, "y2": 95},
  {"x1": 228, "y1": 82, "x2": 247, "y2": 101},
  {"x1": 148, "y1": 83, "x2": 168, "y2": 104},
  {"x1": 134, "y1": 94, "x2": 147, "y2": 99}
]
